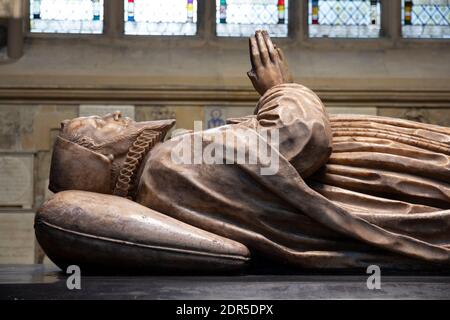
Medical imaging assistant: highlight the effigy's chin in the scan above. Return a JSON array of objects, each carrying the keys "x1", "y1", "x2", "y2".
[{"x1": 35, "y1": 190, "x2": 250, "y2": 275}]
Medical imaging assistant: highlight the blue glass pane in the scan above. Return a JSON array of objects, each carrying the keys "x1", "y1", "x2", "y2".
[
  {"x1": 308, "y1": 0, "x2": 381, "y2": 38},
  {"x1": 216, "y1": 0, "x2": 289, "y2": 37},
  {"x1": 124, "y1": 0, "x2": 197, "y2": 36},
  {"x1": 30, "y1": 0, "x2": 104, "y2": 34},
  {"x1": 402, "y1": 0, "x2": 450, "y2": 38}
]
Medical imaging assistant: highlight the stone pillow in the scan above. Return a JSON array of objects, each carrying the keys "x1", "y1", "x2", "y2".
[{"x1": 35, "y1": 190, "x2": 250, "y2": 274}]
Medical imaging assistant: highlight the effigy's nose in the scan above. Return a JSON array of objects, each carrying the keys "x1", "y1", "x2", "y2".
[
  {"x1": 113, "y1": 111, "x2": 122, "y2": 120},
  {"x1": 104, "y1": 110, "x2": 122, "y2": 121},
  {"x1": 60, "y1": 119, "x2": 70, "y2": 129}
]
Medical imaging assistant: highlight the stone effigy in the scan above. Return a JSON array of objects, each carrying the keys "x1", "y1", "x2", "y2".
[{"x1": 35, "y1": 31, "x2": 450, "y2": 274}]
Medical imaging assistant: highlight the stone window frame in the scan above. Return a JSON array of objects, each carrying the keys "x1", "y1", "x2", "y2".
[{"x1": 24, "y1": 0, "x2": 449, "y2": 49}]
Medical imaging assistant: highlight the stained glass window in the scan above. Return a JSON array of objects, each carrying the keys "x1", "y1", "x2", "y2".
[
  {"x1": 30, "y1": 0, "x2": 104, "y2": 34},
  {"x1": 308, "y1": 0, "x2": 381, "y2": 38},
  {"x1": 402, "y1": 0, "x2": 450, "y2": 38},
  {"x1": 124, "y1": 0, "x2": 197, "y2": 36},
  {"x1": 216, "y1": 0, "x2": 289, "y2": 37}
]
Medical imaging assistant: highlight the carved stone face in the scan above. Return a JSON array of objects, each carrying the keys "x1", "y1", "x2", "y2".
[
  {"x1": 63, "y1": 111, "x2": 130, "y2": 144},
  {"x1": 50, "y1": 111, "x2": 175, "y2": 194},
  {"x1": 61, "y1": 111, "x2": 155, "y2": 149}
]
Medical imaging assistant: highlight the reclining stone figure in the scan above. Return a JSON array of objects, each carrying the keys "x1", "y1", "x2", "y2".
[{"x1": 36, "y1": 31, "x2": 450, "y2": 274}]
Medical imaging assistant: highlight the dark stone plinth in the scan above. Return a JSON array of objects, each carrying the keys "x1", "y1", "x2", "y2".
[{"x1": 0, "y1": 265, "x2": 449, "y2": 300}]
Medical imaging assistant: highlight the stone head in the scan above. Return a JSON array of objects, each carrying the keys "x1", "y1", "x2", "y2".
[{"x1": 49, "y1": 111, "x2": 175, "y2": 195}]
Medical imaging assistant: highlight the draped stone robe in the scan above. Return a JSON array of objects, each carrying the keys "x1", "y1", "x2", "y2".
[{"x1": 136, "y1": 83, "x2": 450, "y2": 270}]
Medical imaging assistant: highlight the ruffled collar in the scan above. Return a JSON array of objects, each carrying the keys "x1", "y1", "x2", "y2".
[{"x1": 113, "y1": 128, "x2": 168, "y2": 200}]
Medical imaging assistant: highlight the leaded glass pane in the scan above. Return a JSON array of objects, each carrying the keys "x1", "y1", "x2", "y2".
[
  {"x1": 402, "y1": 0, "x2": 450, "y2": 38},
  {"x1": 124, "y1": 0, "x2": 197, "y2": 36},
  {"x1": 216, "y1": 0, "x2": 289, "y2": 37},
  {"x1": 30, "y1": 0, "x2": 103, "y2": 34},
  {"x1": 308, "y1": 0, "x2": 381, "y2": 38}
]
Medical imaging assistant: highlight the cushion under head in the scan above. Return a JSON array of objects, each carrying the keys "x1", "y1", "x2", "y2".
[{"x1": 35, "y1": 190, "x2": 250, "y2": 275}]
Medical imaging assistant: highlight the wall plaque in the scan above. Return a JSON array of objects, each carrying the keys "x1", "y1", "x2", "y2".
[
  {"x1": 79, "y1": 105, "x2": 135, "y2": 119},
  {"x1": 0, "y1": 212, "x2": 35, "y2": 264},
  {"x1": 0, "y1": 153, "x2": 34, "y2": 208}
]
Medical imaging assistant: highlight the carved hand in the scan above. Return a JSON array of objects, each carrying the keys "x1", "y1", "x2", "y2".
[{"x1": 247, "y1": 30, "x2": 293, "y2": 96}]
